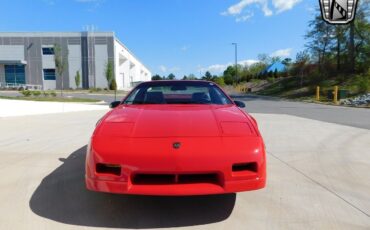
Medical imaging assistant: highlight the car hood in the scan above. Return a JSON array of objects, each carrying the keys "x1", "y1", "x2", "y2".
[{"x1": 96, "y1": 104, "x2": 256, "y2": 138}]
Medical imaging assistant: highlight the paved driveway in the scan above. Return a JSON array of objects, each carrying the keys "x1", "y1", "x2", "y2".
[{"x1": 0, "y1": 109, "x2": 369, "y2": 229}]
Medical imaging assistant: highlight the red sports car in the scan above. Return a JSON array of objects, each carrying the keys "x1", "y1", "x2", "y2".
[{"x1": 86, "y1": 81, "x2": 266, "y2": 195}]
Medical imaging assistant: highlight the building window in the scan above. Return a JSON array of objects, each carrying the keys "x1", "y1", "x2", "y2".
[
  {"x1": 43, "y1": 69, "x2": 56, "y2": 80},
  {"x1": 4, "y1": 65, "x2": 26, "y2": 84},
  {"x1": 42, "y1": 47, "x2": 54, "y2": 55}
]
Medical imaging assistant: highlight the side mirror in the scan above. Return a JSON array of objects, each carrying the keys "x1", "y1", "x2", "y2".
[
  {"x1": 234, "y1": 100, "x2": 246, "y2": 108},
  {"x1": 109, "y1": 101, "x2": 121, "y2": 109}
]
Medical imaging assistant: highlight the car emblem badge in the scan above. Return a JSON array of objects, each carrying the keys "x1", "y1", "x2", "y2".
[
  {"x1": 319, "y1": 0, "x2": 359, "y2": 24},
  {"x1": 173, "y1": 142, "x2": 181, "y2": 149}
]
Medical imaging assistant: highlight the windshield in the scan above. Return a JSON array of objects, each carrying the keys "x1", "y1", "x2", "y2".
[{"x1": 123, "y1": 81, "x2": 232, "y2": 105}]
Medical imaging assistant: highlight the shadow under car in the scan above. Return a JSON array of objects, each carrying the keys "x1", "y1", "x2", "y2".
[{"x1": 29, "y1": 146, "x2": 236, "y2": 229}]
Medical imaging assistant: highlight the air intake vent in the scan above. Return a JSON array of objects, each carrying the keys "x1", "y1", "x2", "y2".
[
  {"x1": 232, "y1": 162, "x2": 258, "y2": 173},
  {"x1": 96, "y1": 163, "x2": 121, "y2": 176}
]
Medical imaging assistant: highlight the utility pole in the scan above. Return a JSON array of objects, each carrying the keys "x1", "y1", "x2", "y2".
[{"x1": 232, "y1": 43, "x2": 238, "y2": 83}]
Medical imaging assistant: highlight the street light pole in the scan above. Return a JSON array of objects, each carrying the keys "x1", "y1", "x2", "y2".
[{"x1": 232, "y1": 43, "x2": 238, "y2": 83}]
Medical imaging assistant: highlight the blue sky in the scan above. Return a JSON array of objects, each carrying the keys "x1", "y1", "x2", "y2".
[{"x1": 0, "y1": 0, "x2": 318, "y2": 77}]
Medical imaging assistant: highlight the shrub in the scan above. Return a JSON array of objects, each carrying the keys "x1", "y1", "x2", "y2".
[
  {"x1": 214, "y1": 77, "x2": 225, "y2": 86},
  {"x1": 356, "y1": 76, "x2": 370, "y2": 94},
  {"x1": 43, "y1": 91, "x2": 50, "y2": 97},
  {"x1": 89, "y1": 87, "x2": 103, "y2": 93},
  {"x1": 50, "y1": 91, "x2": 57, "y2": 97},
  {"x1": 75, "y1": 70, "x2": 81, "y2": 89},
  {"x1": 32, "y1": 91, "x2": 41, "y2": 97},
  {"x1": 267, "y1": 77, "x2": 275, "y2": 83},
  {"x1": 21, "y1": 90, "x2": 32, "y2": 97},
  {"x1": 110, "y1": 79, "x2": 117, "y2": 91}
]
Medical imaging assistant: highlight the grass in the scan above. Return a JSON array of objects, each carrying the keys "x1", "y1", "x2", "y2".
[
  {"x1": 250, "y1": 74, "x2": 370, "y2": 108},
  {"x1": 0, "y1": 95, "x2": 101, "y2": 103},
  {"x1": 255, "y1": 75, "x2": 369, "y2": 100}
]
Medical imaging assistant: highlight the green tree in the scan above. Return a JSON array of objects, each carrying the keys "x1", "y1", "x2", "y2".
[
  {"x1": 110, "y1": 78, "x2": 117, "y2": 90},
  {"x1": 305, "y1": 12, "x2": 335, "y2": 71},
  {"x1": 305, "y1": 3, "x2": 370, "y2": 74},
  {"x1": 105, "y1": 61, "x2": 114, "y2": 89},
  {"x1": 270, "y1": 56, "x2": 282, "y2": 63},
  {"x1": 351, "y1": 3, "x2": 370, "y2": 72},
  {"x1": 273, "y1": 69, "x2": 278, "y2": 78},
  {"x1": 294, "y1": 51, "x2": 310, "y2": 87},
  {"x1": 282, "y1": 58, "x2": 292, "y2": 66},
  {"x1": 258, "y1": 53, "x2": 270, "y2": 65},
  {"x1": 223, "y1": 66, "x2": 236, "y2": 85},
  {"x1": 333, "y1": 26, "x2": 346, "y2": 71},
  {"x1": 167, "y1": 73, "x2": 176, "y2": 80},
  {"x1": 54, "y1": 43, "x2": 68, "y2": 96},
  {"x1": 187, "y1": 74, "x2": 197, "y2": 80},
  {"x1": 152, "y1": 74, "x2": 162, "y2": 80},
  {"x1": 214, "y1": 77, "x2": 225, "y2": 86},
  {"x1": 75, "y1": 70, "x2": 81, "y2": 89},
  {"x1": 202, "y1": 71, "x2": 213, "y2": 81},
  {"x1": 110, "y1": 78, "x2": 118, "y2": 100},
  {"x1": 268, "y1": 71, "x2": 273, "y2": 78},
  {"x1": 249, "y1": 62, "x2": 267, "y2": 77}
]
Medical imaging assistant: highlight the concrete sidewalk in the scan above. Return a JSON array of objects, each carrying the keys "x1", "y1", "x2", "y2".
[{"x1": 0, "y1": 99, "x2": 108, "y2": 117}]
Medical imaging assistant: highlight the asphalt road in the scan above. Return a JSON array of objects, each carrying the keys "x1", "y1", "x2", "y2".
[
  {"x1": 234, "y1": 94, "x2": 370, "y2": 130},
  {"x1": 1, "y1": 90, "x2": 370, "y2": 129},
  {"x1": 0, "y1": 107, "x2": 369, "y2": 229}
]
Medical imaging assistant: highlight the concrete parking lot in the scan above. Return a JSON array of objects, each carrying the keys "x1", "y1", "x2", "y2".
[{"x1": 0, "y1": 99, "x2": 369, "y2": 229}]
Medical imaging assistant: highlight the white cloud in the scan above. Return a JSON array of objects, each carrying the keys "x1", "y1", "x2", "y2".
[
  {"x1": 222, "y1": 0, "x2": 272, "y2": 17},
  {"x1": 261, "y1": 2, "x2": 273, "y2": 16},
  {"x1": 221, "y1": 0, "x2": 271, "y2": 17},
  {"x1": 201, "y1": 64, "x2": 229, "y2": 74},
  {"x1": 159, "y1": 65, "x2": 180, "y2": 73},
  {"x1": 200, "y1": 59, "x2": 259, "y2": 74},
  {"x1": 270, "y1": 48, "x2": 292, "y2": 57},
  {"x1": 239, "y1": 59, "x2": 259, "y2": 66},
  {"x1": 159, "y1": 65, "x2": 167, "y2": 73},
  {"x1": 221, "y1": 0, "x2": 301, "y2": 22},
  {"x1": 236, "y1": 12, "x2": 254, "y2": 22},
  {"x1": 272, "y1": 0, "x2": 302, "y2": 13},
  {"x1": 200, "y1": 50, "x2": 292, "y2": 74},
  {"x1": 169, "y1": 67, "x2": 180, "y2": 72}
]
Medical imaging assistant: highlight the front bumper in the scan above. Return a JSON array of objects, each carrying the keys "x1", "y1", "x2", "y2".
[
  {"x1": 86, "y1": 136, "x2": 266, "y2": 196},
  {"x1": 86, "y1": 176, "x2": 266, "y2": 196}
]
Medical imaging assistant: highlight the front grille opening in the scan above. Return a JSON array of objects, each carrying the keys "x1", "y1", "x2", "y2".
[
  {"x1": 178, "y1": 174, "x2": 219, "y2": 184},
  {"x1": 132, "y1": 173, "x2": 220, "y2": 185},
  {"x1": 96, "y1": 163, "x2": 121, "y2": 176},
  {"x1": 232, "y1": 162, "x2": 258, "y2": 173},
  {"x1": 133, "y1": 174, "x2": 176, "y2": 185}
]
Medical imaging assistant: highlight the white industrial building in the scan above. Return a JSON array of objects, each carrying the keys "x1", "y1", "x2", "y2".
[
  {"x1": 114, "y1": 39, "x2": 151, "y2": 90},
  {"x1": 0, "y1": 32, "x2": 151, "y2": 90}
]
